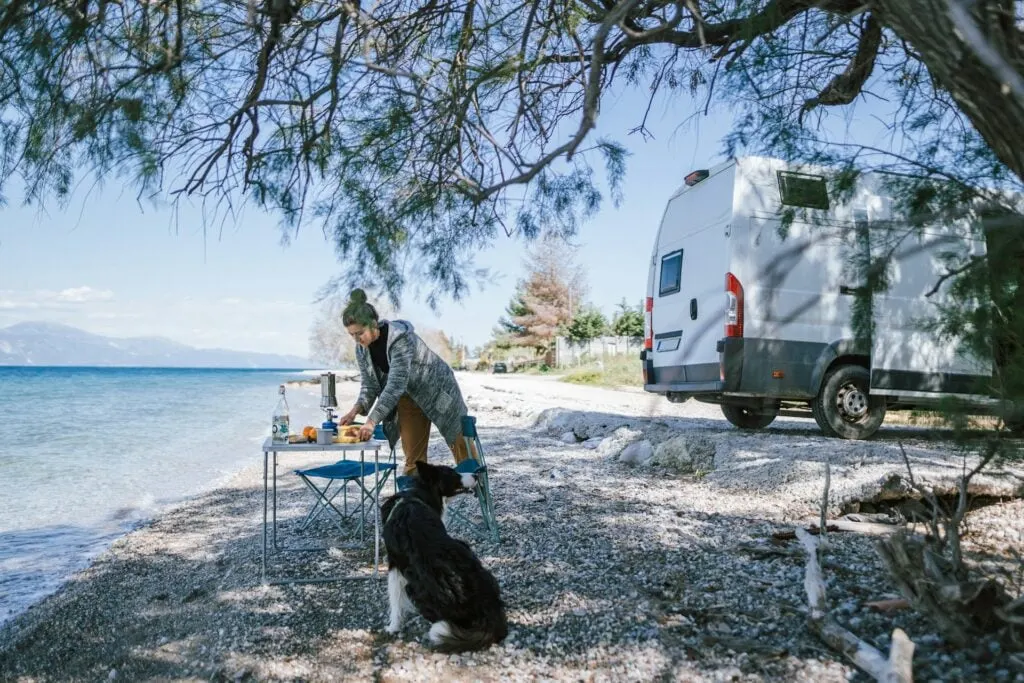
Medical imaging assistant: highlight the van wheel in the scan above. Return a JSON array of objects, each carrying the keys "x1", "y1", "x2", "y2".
[
  {"x1": 721, "y1": 404, "x2": 777, "y2": 430},
  {"x1": 813, "y1": 364, "x2": 885, "y2": 439}
]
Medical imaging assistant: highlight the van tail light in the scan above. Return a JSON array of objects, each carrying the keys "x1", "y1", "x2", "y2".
[
  {"x1": 725, "y1": 272, "x2": 744, "y2": 338},
  {"x1": 644, "y1": 296, "x2": 654, "y2": 351}
]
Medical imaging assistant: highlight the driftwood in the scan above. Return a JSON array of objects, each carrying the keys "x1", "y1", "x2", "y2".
[
  {"x1": 797, "y1": 529, "x2": 915, "y2": 682},
  {"x1": 876, "y1": 531, "x2": 1023, "y2": 648},
  {"x1": 736, "y1": 542, "x2": 844, "y2": 570},
  {"x1": 771, "y1": 525, "x2": 838, "y2": 542},
  {"x1": 865, "y1": 598, "x2": 912, "y2": 614},
  {"x1": 772, "y1": 519, "x2": 902, "y2": 542},
  {"x1": 826, "y1": 519, "x2": 905, "y2": 536},
  {"x1": 876, "y1": 442, "x2": 1024, "y2": 649}
]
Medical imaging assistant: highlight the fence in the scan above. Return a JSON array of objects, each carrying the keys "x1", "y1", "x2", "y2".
[{"x1": 553, "y1": 335, "x2": 643, "y2": 368}]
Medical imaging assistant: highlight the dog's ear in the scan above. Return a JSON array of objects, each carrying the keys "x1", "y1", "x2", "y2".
[{"x1": 414, "y1": 460, "x2": 436, "y2": 481}]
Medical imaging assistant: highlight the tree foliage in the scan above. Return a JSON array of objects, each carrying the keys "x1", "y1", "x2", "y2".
[
  {"x1": 419, "y1": 327, "x2": 457, "y2": 364},
  {"x1": 6, "y1": 1, "x2": 1019, "y2": 304},
  {"x1": 308, "y1": 295, "x2": 358, "y2": 367},
  {"x1": 610, "y1": 298, "x2": 643, "y2": 338},
  {"x1": 566, "y1": 307, "x2": 608, "y2": 342},
  {"x1": 491, "y1": 286, "x2": 530, "y2": 350},
  {"x1": 493, "y1": 236, "x2": 587, "y2": 353},
  {"x1": 3, "y1": 2, "x2": 1024, "y2": 363}
]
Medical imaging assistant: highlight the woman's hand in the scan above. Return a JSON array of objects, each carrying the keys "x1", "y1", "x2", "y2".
[
  {"x1": 359, "y1": 419, "x2": 376, "y2": 442},
  {"x1": 340, "y1": 406, "x2": 359, "y2": 426}
]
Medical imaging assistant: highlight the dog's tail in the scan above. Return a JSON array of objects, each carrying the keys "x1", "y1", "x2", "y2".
[{"x1": 428, "y1": 611, "x2": 508, "y2": 653}]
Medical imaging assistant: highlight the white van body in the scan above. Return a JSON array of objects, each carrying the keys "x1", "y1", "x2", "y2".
[{"x1": 642, "y1": 156, "x2": 994, "y2": 438}]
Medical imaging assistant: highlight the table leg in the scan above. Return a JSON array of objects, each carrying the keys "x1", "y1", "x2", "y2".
[
  {"x1": 358, "y1": 449, "x2": 366, "y2": 543},
  {"x1": 262, "y1": 450, "x2": 269, "y2": 584},
  {"x1": 272, "y1": 450, "x2": 279, "y2": 550},
  {"x1": 374, "y1": 446, "x2": 381, "y2": 580}
]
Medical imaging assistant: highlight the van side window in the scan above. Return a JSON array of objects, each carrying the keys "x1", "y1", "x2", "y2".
[
  {"x1": 777, "y1": 171, "x2": 830, "y2": 210},
  {"x1": 659, "y1": 250, "x2": 683, "y2": 296}
]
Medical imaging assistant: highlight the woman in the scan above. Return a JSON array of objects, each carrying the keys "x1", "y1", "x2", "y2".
[{"x1": 339, "y1": 289, "x2": 473, "y2": 475}]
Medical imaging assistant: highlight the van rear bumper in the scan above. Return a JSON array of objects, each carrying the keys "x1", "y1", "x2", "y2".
[
  {"x1": 643, "y1": 337, "x2": 831, "y2": 398},
  {"x1": 642, "y1": 351, "x2": 723, "y2": 394},
  {"x1": 644, "y1": 380, "x2": 724, "y2": 393}
]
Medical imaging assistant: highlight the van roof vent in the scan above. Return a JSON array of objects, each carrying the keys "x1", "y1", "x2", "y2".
[
  {"x1": 684, "y1": 169, "x2": 710, "y2": 186},
  {"x1": 777, "y1": 170, "x2": 830, "y2": 210}
]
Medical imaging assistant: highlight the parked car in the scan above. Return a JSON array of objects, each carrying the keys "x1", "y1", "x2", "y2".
[{"x1": 492, "y1": 362, "x2": 508, "y2": 374}]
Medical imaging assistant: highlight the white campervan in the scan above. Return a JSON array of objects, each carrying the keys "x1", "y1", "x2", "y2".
[{"x1": 642, "y1": 156, "x2": 994, "y2": 439}]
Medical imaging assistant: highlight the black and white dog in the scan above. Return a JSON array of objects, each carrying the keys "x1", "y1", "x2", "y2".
[{"x1": 380, "y1": 461, "x2": 508, "y2": 652}]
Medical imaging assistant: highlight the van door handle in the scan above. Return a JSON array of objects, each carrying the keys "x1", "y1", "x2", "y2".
[
  {"x1": 839, "y1": 285, "x2": 866, "y2": 296},
  {"x1": 690, "y1": 298, "x2": 698, "y2": 320}
]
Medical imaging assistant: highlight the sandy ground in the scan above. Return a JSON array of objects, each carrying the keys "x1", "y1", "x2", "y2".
[{"x1": 0, "y1": 372, "x2": 1022, "y2": 682}]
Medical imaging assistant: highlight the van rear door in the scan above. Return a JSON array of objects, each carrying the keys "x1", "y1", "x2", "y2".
[{"x1": 649, "y1": 168, "x2": 733, "y2": 390}]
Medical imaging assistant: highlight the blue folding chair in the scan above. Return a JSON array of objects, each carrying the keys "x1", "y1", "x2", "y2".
[
  {"x1": 295, "y1": 457, "x2": 396, "y2": 542},
  {"x1": 451, "y1": 415, "x2": 499, "y2": 542},
  {"x1": 396, "y1": 415, "x2": 498, "y2": 541}
]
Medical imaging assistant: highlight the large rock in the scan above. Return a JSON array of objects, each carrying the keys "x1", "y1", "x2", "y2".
[
  {"x1": 652, "y1": 434, "x2": 716, "y2": 474},
  {"x1": 618, "y1": 440, "x2": 655, "y2": 466},
  {"x1": 597, "y1": 427, "x2": 644, "y2": 458},
  {"x1": 533, "y1": 408, "x2": 581, "y2": 435},
  {"x1": 467, "y1": 397, "x2": 494, "y2": 412},
  {"x1": 532, "y1": 408, "x2": 633, "y2": 441}
]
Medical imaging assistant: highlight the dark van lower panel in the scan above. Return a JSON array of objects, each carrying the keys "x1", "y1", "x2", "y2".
[
  {"x1": 643, "y1": 336, "x2": 995, "y2": 410},
  {"x1": 643, "y1": 361, "x2": 720, "y2": 393}
]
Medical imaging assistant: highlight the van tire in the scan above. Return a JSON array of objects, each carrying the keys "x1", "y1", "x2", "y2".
[
  {"x1": 721, "y1": 404, "x2": 777, "y2": 430},
  {"x1": 813, "y1": 364, "x2": 885, "y2": 439}
]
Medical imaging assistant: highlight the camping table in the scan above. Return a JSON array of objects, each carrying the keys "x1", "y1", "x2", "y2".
[{"x1": 260, "y1": 437, "x2": 390, "y2": 585}]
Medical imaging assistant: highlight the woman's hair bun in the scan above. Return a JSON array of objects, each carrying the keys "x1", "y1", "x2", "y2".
[{"x1": 341, "y1": 287, "x2": 378, "y2": 326}]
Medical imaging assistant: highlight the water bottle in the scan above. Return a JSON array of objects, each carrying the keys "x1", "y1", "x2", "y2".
[{"x1": 271, "y1": 385, "x2": 290, "y2": 442}]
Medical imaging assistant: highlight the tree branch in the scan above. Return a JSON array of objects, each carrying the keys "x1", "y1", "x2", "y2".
[
  {"x1": 924, "y1": 255, "x2": 985, "y2": 297},
  {"x1": 800, "y1": 12, "x2": 882, "y2": 119},
  {"x1": 797, "y1": 528, "x2": 916, "y2": 682}
]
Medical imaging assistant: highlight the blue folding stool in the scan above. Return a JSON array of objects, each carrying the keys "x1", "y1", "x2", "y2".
[{"x1": 295, "y1": 457, "x2": 396, "y2": 542}]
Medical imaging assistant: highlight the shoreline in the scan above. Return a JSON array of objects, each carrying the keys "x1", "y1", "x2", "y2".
[
  {"x1": 0, "y1": 435, "x2": 269, "y2": 634},
  {"x1": 0, "y1": 375, "x2": 360, "y2": 636}
]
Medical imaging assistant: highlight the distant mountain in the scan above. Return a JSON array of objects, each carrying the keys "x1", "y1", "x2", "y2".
[{"x1": 0, "y1": 322, "x2": 312, "y2": 368}]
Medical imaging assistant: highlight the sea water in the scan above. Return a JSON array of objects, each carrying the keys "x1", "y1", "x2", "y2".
[{"x1": 0, "y1": 366, "x2": 321, "y2": 626}]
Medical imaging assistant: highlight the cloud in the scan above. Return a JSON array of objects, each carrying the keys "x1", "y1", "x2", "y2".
[
  {"x1": 0, "y1": 287, "x2": 115, "y2": 308},
  {"x1": 0, "y1": 298, "x2": 37, "y2": 310},
  {"x1": 55, "y1": 286, "x2": 115, "y2": 303}
]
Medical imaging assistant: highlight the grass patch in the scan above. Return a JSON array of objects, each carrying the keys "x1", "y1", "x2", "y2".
[{"x1": 561, "y1": 355, "x2": 642, "y2": 388}]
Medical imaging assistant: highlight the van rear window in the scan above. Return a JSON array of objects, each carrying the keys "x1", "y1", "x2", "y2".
[
  {"x1": 777, "y1": 171, "x2": 830, "y2": 210},
  {"x1": 659, "y1": 250, "x2": 682, "y2": 296}
]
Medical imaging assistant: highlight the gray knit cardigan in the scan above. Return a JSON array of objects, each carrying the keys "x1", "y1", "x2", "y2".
[{"x1": 354, "y1": 319, "x2": 468, "y2": 448}]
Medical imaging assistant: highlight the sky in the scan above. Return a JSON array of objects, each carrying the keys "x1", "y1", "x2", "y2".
[{"x1": 0, "y1": 82, "x2": 884, "y2": 359}]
